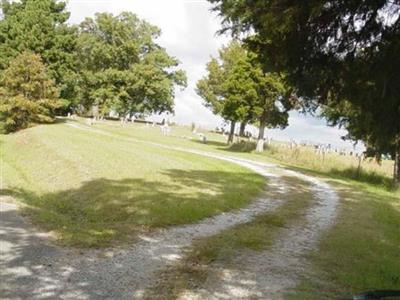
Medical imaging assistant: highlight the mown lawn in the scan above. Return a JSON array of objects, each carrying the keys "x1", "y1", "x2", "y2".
[
  {"x1": 90, "y1": 118, "x2": 396, "y2": 192},
  {"x1": 3, "y1": 119, "x2": 398, "y2": 297},
  {"x1": 89, "y1": 118, "x2": 399, "y2": 298},
  {"x1": 0, "y1": 121, "x2": 265, "y2": 247}
]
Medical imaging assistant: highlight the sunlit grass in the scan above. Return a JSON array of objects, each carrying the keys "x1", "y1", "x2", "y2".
[
  {"x1": 287, "y1": 179, "x2": 400, "y2": 299},
  {"x1": 84, "y1": 118, "x2": 399, "y2": 298},
  {"x1": 3, "y1": 118, "x2": 398, "y2": 297},
  {"x1": 0, "y1": 122, "x2": 265, "y2": 247},
  {"x1": 89, "y1": 118, "x2": 396, "y2": 192}
]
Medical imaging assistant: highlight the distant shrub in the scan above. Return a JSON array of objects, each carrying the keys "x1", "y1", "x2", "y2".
[
  {"x1": 0, "y1": 52, "x2": 62, "y2": 133},
  {"x1": 331, "y1": 167, "x2": 395, "y2": 190},
  {"x1": 229, "y1": 140, "x2": 256, "y2": 152},
  {"x1": 0, "y1": 94, "x2": 56, "y2": 132}
]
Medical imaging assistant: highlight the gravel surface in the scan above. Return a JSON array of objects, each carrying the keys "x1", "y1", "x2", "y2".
[
  {"x1": 179, "y1": 170, "x2": 339, "y2": 300},
  {"x1": 1, "y1": 124, "x2": 339, "y2": 299}
]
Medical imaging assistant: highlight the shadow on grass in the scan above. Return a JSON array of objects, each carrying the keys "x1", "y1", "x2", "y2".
[
  {"x1": 1, "y1": 169, "x2": 264, "y2": 248},
  {"x1": 330, "y1": 167, "x2": 396, "y2": 189},
  {"x1": 286, "y1": 165, "x2": 398, "y2": 192},
  {"x1": 190, "y1": 138, "x2": 257, "y2": 153},
  {"x1": 226, "y1": 140, "x2": 256, "y2": 152},
  {"x1": 53, "y1": 117, "x2": 68, "y2": 124},
  {"x1": 1, "y1": 117, "x2": 68, "y2": 134},
  {"x1": 0, "y1": 169, "x2": 264, "y2": 299},
  {"x1": 191, "y1": 139, "x2": 228, "y2": 148},
  {"x1": 288, "y1": 179, "x2": 400, "y2": 299}
]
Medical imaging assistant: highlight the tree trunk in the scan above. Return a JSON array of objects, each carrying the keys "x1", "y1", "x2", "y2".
[
  {"x1": 239, "y1": 122, "x2": 246, "y2": 137},
  {"x1": 227, "y1": 121, "x2": 235, "y2": 144},
  {"x1": 394, "y1": 138, "x2": 400, "y2": 184},
  {"x1": 356, "y1": 155, "x2": 362, "y2": 178},
  {"x1": 256, "y1": 119, "x2": 266, "y2": 152}
]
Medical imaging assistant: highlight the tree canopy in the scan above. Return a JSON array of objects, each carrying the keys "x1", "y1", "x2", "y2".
[
  {"x1": 76, "y1": 12, "x2": 187, "y2": 117},
  {"x1": 0, "y1": 1, "x2": 187, "y2": 131},
  {"x1": 197, "y1": 42, "x2": 254, "y2": 131},
  {"x1": 0, "y1": 0, "x2": 78, "y2": 100},
  {"x1": 197, "y1": 41, "x2": 290, "y2": 150},
  {"x1": 209, "y1": 0, "x2": 400, "y2": 181}
]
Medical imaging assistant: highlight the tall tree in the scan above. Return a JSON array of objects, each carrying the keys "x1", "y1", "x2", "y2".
[
  {"x1": 0, "y1": 52, "x2": 61, "y2": 132},
  {"x1": 0, "y1": 0, "x2": 78, "y2": 101},
  {"x1": 251, "y1": 67, "x2": 289, "y2": 152},
  {"x1": 197, "y1": 41, "x2": 290, "y2": 149},
  {"x1": 76, "y1": 12, "x2": 186, "y2": 118},
  {"x1": 209, "y1": 0, "x2": 400, "y2": 182},
  {"x1": 196, "y1": 41, "x2": 255, "y2": 143}
]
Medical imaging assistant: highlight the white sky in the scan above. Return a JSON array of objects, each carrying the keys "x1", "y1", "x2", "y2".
[{"x1": 67, "y1": 0, "x2": 362, "y2": 151}]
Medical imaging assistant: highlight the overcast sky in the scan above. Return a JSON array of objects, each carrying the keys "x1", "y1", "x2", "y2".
[{"x1": 67, "y1": 0, "x2": 362, "y2": 150}]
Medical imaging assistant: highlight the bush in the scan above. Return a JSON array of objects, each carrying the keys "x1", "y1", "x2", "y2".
[
  {"x1": 0, "y1": 51, "x2": 61, "y2": 133},
  {"x1": 0, "y1": 95, "x2": 57, "y2": 132},
  {"x1": 229, "y1": 140, "x2": 256, "y2": 152}
]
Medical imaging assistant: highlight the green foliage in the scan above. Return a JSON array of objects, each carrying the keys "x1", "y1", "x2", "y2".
[
  {"x1": 0, "y1": 95, "x2": 52, "y2": 133},
  {"x1": 250, "y1": 64, "x2": 288, "y2": 129},
  {"x1": 196, "y1": 58, "x2": 224, "y2": 115},
  {"x1": 196, "y1": 41, "x2": 255, "y2": 123},
  {"x1": 76, "y1": 12, "x2": 187, "y2": 117},
  {"x1": 0, "y1": 52, "x2": 61, "y2": 132},
  {"x1": 0, "y1": 0, "x2": 78, "y2": 101},
  {"x1": 209, "y1": 0, "x2": 400, "y2": 179},
  {"x1": 322, "y1": 99, "x2": 396, "y2": 159},
  {"x1": 197, "y1": 41, "x2": 290, "y2": 148},
  {"x1": 0, "y1": 2, "x2": 186, "y2": 117}
]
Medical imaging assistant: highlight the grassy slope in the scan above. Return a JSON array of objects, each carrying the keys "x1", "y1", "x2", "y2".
[
  {"x1": 93, "y1": 119, "x2": 396, "y2": 190},
  {"x1": 2, "y1": 119, "x2": 398, "y2": 297},
  {"x1": 92, "y1": 119, "x2": 399, "y2": 298},
  {"x1": 0, "y1": 122, "x2": 265, "y2": 247}
]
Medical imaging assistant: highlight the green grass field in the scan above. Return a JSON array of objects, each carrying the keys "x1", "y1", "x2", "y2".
[
  {"x1": 143, "y1": 174, "x2": 399, "y2": 299},
  {"x1": 287, "y1": 178, "x2": 400, "y2": 299},
  {"x1": 81, "y1": 118, "x2": 398, "y2": 299},
  {"x1": 89, "y1": 118, "x2": 396, "y2": 191},
  {"x1": 1, "y1": 118, "x2": 399, "y2": 298},
  {"x1": 0, "y1": 121, "x2": 265, "y2": 247}
]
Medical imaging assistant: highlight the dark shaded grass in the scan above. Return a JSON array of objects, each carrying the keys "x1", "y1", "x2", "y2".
[
  {"x1": 331, "y1": 166, "x2": 395, "y2": 190},
  {"x1": 191, "y1": 139, "x2": 227, "y2": 147},
  {"x1": 227, "y1": 140, "x2": 256, "y2": 152},
  {"x1": 2, "y1": 169, "x2": 264, "y2": 248}
]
